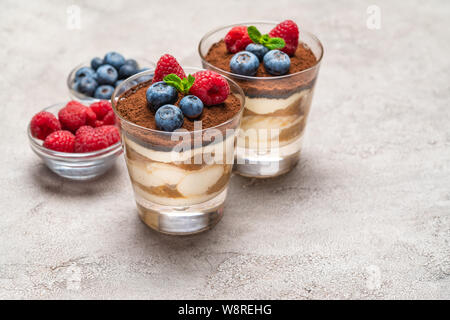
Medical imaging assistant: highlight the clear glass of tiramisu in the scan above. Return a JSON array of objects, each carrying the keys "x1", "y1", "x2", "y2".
[
  {"x1": 199, "y1": 21, "x2": 323, "y2": 177},
  {"x1": 112, "y1": 59, "x2": 244, "y2": 235}
]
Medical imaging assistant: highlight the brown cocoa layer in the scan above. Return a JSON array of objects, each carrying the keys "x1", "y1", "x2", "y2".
[
  {"x1": 204, "y1": 40, "x2": 319, "y2": 97},
  {"x1": 115, "y1": 80, "x2": 242, "y2": 150}
]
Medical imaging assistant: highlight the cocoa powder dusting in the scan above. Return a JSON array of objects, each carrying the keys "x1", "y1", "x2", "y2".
[
  {"x1": 204, "y1": 40, "x2": 321, "y2": 97},
  {"x1": 205, "y1": 39, "x2": 318, "y2": 77},
  {"x1": 116, "y1": 80, "x2": 241, "y2": 131}
]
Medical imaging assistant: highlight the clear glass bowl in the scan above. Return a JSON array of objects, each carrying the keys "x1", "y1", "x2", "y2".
[
  {"x1": 28, "y1": 103, "x2": 123, "y2": 180},
  {"x1": 67, "y1": 58, "x2": 155, "y2": 104}
]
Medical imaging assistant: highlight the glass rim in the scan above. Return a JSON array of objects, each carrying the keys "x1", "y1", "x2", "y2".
[
  {"x1": 28, "y1": 103, "x2": 122, "y2": 159},
  {"x1": 198, "y1": 20, "x2": 324, "y2": 81},
  {"x1": 111, "y1": 67, "x2": 246, "y2": 136},
  {"x1": 67, "y1": 58, "x2": 155, "y2": 101}
]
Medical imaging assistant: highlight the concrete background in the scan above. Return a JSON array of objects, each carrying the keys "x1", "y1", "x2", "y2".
[{"x1": 0, "y1": 0, "x2": 449, "y2": 299}]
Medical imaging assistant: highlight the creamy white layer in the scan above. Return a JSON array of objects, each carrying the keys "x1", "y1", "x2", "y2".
[
  {"x1": 244, "y1": 89, "x2": 311, "y2": 115},
  {"x1": 124, "y1": 135, "x2": 235, "y2": 164}
]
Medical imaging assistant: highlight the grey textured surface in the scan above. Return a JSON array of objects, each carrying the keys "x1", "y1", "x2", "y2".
[{"x1": 0, "y1": 0, "x2": 449, "y2": 299}]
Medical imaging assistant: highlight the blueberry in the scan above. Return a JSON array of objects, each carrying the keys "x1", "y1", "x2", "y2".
[
  {"x1": 124, "y1": 59, "x2": 139, "y2": 69},
  {"x1": 263, "y1": 50, "x2": 291, "y2": 76},
  {"x1": 179, "y1": 95, "x2": 204, "y2": 119},
  {"x1": 77, "y1": 76, "x2": 98, "y2": 96},
  {"x1": 155, "y1": 105, "x2": 184, "y2": 132},
  {"x1": 229, "y1": 51, "x2": 259, "y2": 76},
  {"x1": 96, "y1": 64, "x2": 118, "y2": 85},
  {"x1": 104, "y1": 51, "x2": 125, "y2": 70},
  {"x1": 146, "y1": 81, "x2": 178, "y2": 112},
  {"x1": 90, "y1": 57, "x2": 103, "y2": 70},
  {"x1": 94, "y1": 85, "x2": 115, "y2": 100},
  {"x1": 119, "y1": 63, "x2": 138, "y2": 79},
  {"x1": 115, "y1": 79, "x2": 124, "y2": 87},
  {"x1": 245, "y1": 43, "x2": 269, "y2": 61},
  {"x1": 75, "y1": 67, "x2": 97, "y2": 82}
]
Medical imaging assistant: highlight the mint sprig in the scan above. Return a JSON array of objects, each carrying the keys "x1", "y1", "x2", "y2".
[
  {"x1": 247, "y1": 26, "x2": 286, "y2": 50},
  {"x1": 163, "y1": 74, "x2": 195, "y2": 94}
]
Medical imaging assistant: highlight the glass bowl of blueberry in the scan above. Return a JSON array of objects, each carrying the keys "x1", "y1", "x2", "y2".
[
  {"x1": 28, "y1": 101, "x2": 123, "y2": 180},
  {"x1": 67, "y1": 51, "x2": 155, "y2": 103}
]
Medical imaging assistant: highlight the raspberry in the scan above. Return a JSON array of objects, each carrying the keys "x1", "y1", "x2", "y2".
[
  {"x1": 96, "y1": 125, "x2": 120, "y2": 146},
  {"x1": 30, "y1": 111, "x2": 61, "y2": 140},
  {"x1": 43, "y1": 130, "x2": 75, "y2": 152},
  {"x1": 74, "y1": 126, "x2": 109, "y2": 153},
  {"x1": 88, "y1": 101, "x2": 115, "y2": 127},
  {"x1": 224, "y1": 26, "x2": 252, "y2": 53},
  {"x1": 58, "y1": 100, "x2": 91, "y2": 133},
  {"x1": 189, "y1": 71, "x2": 230, "y2": 106},
  {"x1": 152, "y1": 54, "x2": 186, "y2": 84},
  {"x1": 269, "y1": 20, "x2": 299, "y2": 56}
]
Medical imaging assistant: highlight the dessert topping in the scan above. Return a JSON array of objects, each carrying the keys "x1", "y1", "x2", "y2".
[
  {"x1": 155, "y1": 105, "x2": 184, "y2": 132},
  {"x1": 179, "y1": 95, "x2": 204, "y2": 119},
  {"x1": 263, "y1": 49, "x2": 291, "y2": 76},
  {"x1": 224, "y1": 26, "x2": 252, "y2": 53},
  {"x1": 146, "y1": 81, "x2": 179, "y2": 112},
  {"x1": 229, "y1": 51, "x2": 259, "y2": 76},
  {"x1": 152, "y1": 54, "x2": 186, "y2": 84},
  {"x1": 189, "y1": 70, "x2": 230, "y2": 106},
  {"x1": 268, "y1": 20, "x2": 299, "y2": 56},
  {"x1": 247, "y1": 26, "x2": 286, "y2": 51}
]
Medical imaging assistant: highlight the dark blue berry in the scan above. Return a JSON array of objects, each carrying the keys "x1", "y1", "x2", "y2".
[
  {"x1": 245, "y1": 43, "x2": 269, "y2": 61},
  {"x1": 104, "y1": 51, "x2": 125, "y2": 70},
  {"x1": 146, "y1": 81, "x2": 178, "y2": 112},
  {"x1": 124, "y1": 59, "x2": 139, "y2": 69},
  {"x1": 119, "y1": 63, "x2": 138, "y2": 79},
  {"x1": 96, "y1": 64, "x2": 118, "y2": 85},
  {"x1": 75, "y1": 67, "x2": 97, "y2": 82},
  {"x1": 155, "y1": 105, "x2": 184, "y2": 132},
  {"x1": 229, "y1": 51, "x2": 259, "y2": 76},
  {"x1": 115, "y1": 79, "x2": 124, "y2": 87},
  {"x1": 77, "y1": 76, "x2": 98, "y2": 96},
  {"x1": 263, "y1": 50, "x2": 291, "y2": 76},
  {"x1": 179, "y1": 95, "x2": 204, "y2": 119},
  {"x1": 90, "y1": 57, "x2": 104, "y2": 70},
  {"x1": 94, "y1": 85, "x2": 115, "y2": 100}
]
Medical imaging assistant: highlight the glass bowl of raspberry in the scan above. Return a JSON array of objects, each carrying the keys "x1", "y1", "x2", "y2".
[
  {"x1": 28, "y1": 102, "x2": 123, "y2": 180},
  {"x1": 67, "y1": 54, "x2": 155, "y2": 104}
]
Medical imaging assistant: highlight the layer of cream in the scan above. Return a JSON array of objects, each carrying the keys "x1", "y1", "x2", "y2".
[
  {"x1": 244, "y1": 89, "x2": 311, "y2": 115},
  {"x1": 124, "y1": 134, "x2": 235, "y2": 164}
]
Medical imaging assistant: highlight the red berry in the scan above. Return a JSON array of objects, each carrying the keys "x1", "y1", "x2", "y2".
[
  {"x1": 74, "y1": 126, "x2": 109, "y2": 153},
  {"x1": 88, "y1": 101, "x2": 115, "y2": 127},
  {"x1": 75, "y1": 125, "x2": 94, "y2": 136},
  {"x1": 58, "y1": 100, "x2": 91, "y2": 133},
  {"x1": 152, "y1": 54, "x2": 186, "y2": 84},
  {"x1": 96, "y1": 125, "x2": 120, "y2": 146},
  {"x1": 43, "y1": 130, "x2": 75, "y2": 152},
  {"x1": 190, "y1": 71, "x2": 230, "y2": 106},
  {"x1": 269, "y1": 20, "x2": 299, "y2": 56},
  {"x1": 30, "y1": 111, "x2": 61, "y2": 140},
  {"x1": 224, "y1": 26, "x2": 252, "y2": 53}
]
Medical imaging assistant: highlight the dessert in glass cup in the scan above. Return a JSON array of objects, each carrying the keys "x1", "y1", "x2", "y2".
[
  {"x1": 199, "y1": 20, "x2": 323, "y2": 177},
  {"x1": 112, "y1": 55, "x2": 244, "y2": 235}
]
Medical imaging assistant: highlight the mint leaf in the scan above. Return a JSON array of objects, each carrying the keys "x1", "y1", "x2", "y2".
[
  {"x1": 163, "y1": 74, "x2": 183, "y2": 92},
  {"x1": 186, "y1": 74, "x2": 195, "y2": 93},
  {"x1": 165, "y1": 73, "x2": 196, "y2": 94},
  {"x1": 265, "y1": 37, "x2": 286, "y2": 50},
  {"x1": 247, "y1": 26, "x2": 262, "y2": 44},
  {"x1": 259, "y1": 34, "x2": 270, "y2": 45}
]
